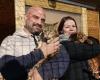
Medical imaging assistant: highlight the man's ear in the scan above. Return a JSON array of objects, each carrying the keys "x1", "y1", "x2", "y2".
[{"x1": 25, "y1": 13, "x2": 31, "y2": 20}]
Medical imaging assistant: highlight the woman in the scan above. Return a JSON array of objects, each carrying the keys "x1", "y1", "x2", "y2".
[{"x1": 58, "y1": 16, "x2": 100, "y2": 80}]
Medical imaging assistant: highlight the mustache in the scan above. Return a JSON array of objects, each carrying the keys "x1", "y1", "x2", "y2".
[{"x1": 32, "y1": 23, "x2": 42, "y2": 28}]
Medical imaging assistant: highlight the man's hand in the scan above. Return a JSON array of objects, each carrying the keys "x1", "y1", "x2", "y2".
[{"x1": 40, "y1": 37, "x2": 60, "y2": 58}]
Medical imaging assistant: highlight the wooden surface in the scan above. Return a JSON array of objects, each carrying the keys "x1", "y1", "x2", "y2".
[{"x1": 25, "y1": 0, "x2": 82, "y2": 14}]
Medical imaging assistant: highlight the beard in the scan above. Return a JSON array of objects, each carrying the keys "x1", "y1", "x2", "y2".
[
  {"x1": 25, "y1": 23, "x2": 43, "y2": 36},
  {"x1": 32, "y1": 31, "x2": 41, "y2": 36},
  {"x1": 32, "y1": 23, "x2": 43, "y2": 35}
]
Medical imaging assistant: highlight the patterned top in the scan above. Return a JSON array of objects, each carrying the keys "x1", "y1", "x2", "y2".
[{"x1": 0, "y1": 28, "x2": 36, "y2": 57}]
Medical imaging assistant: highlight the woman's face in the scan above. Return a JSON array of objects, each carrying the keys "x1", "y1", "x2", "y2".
[{"x1": 63, "y1": 19, "x2": 77, "y2": 36}]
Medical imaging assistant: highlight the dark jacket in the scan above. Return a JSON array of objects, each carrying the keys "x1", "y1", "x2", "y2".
[
  {"x1": 0, "y1": 49, "x2": 44, "y2": 80},
  {"x1": 60, "y1": 40, "x2": 100, "y2": 80},
  {"x1": 39, "y1": 45, "x2": 69, "y2": 80},
  {"x1": 0, "y1": 46, "x2": 70, "y2": 80},
  {"x1": 0, "y1": 49, "x2": 44, "y2": 71}
]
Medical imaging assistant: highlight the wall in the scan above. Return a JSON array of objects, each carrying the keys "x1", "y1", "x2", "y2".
[
  {"x1": 15, "y1": 0, "x2": 25, "y2": 30},
  {"x1": 87, "y1": 10, "x2": 100, "y2": 39}
]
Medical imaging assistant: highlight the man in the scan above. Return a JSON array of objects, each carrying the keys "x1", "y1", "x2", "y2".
[{"x1": 0, "y1": 6, "x2": 69, "y2": 80}]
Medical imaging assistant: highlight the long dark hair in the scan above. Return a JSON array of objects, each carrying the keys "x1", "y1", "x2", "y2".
[{"x1": 58, "y1": 16, "x2": 77, "y2": 34}]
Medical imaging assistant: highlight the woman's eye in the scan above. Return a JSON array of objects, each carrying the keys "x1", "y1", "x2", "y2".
[
  {"x1": 72, "y1": 25, "x2": 76, "y2": 27},
  {"x1": 65, "y1": 26, "x2": 69, "y2": 28}
]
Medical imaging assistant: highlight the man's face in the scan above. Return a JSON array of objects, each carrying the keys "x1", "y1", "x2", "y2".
[{"x1": 25, "y1": 7, "x2": 46, "y2": 34}]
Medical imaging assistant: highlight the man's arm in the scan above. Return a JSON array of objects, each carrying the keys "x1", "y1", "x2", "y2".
[
  {"x1": 61, "y1": 41, "x2": 100, "y2": 61},
  {"x1": 0, "y1": 37, "x2": 60, "y2": 71},
  {"x1": 0, "y1": 49, "x2": 44, "y2": 71}
]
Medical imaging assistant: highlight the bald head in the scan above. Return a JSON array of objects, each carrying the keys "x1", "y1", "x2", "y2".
[
  {"x1": 26, "y1": 6, "x2": 45, "y2": 17},
  {"x1": 25, "y1": 6, "x2": 46, "y2": 35}
]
